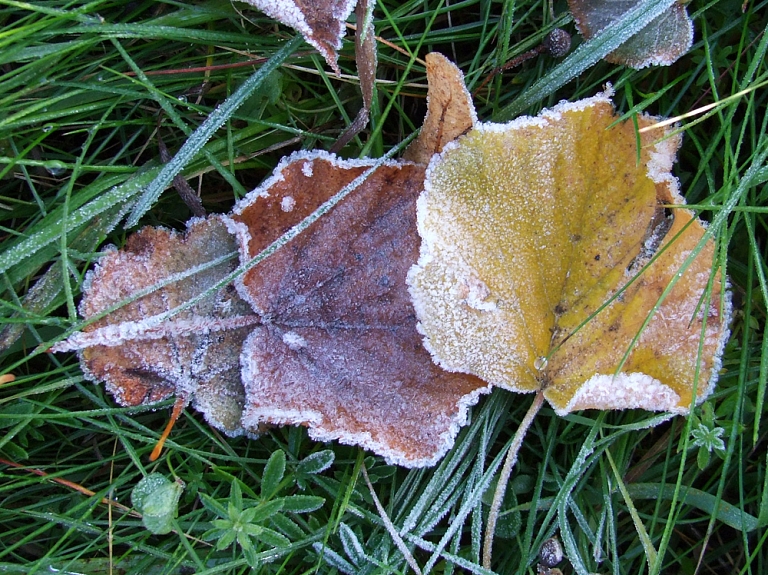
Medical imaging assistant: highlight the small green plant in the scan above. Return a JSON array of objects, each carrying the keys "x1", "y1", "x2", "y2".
[
  {"x1": 200, "y1": 450, "x2": 325, "y2": 568},
  {"x1": 690, "y1": 403, "x2": 727, "y2": 469}
]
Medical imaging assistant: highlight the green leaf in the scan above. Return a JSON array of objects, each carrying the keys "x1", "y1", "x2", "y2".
[
  {"x1": 697, "y1": 447, "x2": 712, "y2": 470},
  {"x1": 131, "y1": 473, "x2": 184, "y2": 535},
  {"x1": 253, "y1": 526, "x2": 291, "y2": 548},
  {"x1": 261, "y1": 449, "x2": 286, "y2": 498},
  {"x1": 269, "y1": 513, "x2": 306, "y2": 540},
  {"x1": 249, "y1": 499, "x2": 285, "y2": 523},
  {"x1": 230, "y1": 479, "x2": 243, "y2": 510},
  {"x1": 276, "y1": 495, "x2": 325, "y2": 514},
  {"x1": 297, "y1": 449, "x2": 335, "y2": 475},
  {"x1": 199, "y1": 492, "x2": 228, "y2": 518},
  {"x1": 217, "y1": 530, "x2": 237, "y2": 550},
  {"x1": 339, "y1": 523, "x2": 366, "y2": 567}
]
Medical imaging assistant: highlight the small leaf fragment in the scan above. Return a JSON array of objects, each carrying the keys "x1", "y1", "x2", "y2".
[
  {"x1": 404, "y1": 52, "x2": 477, "y2": 165},
  {"x1": 297, "y1": 449, "x2": 335, "y2": 475},
  {"x1": 408, "y1": 91, "x2": 731, "y2": 415},
  {"x1": 567, "y1": 0, "x2": 694, "y2": 68}
]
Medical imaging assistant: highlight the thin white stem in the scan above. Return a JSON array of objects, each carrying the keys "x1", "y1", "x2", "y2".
[
  {"x1": 361, "y1": 464, "x2": 423, "y2": 575},
  {"x1": 482, "y1": 390, "x2": 545, "y2": 569}
]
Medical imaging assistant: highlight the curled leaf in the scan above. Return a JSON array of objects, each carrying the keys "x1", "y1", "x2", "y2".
[
  {"x1": 408, "y1": 91, "x2": 731, "y2": 415},
  {"x1": 225, "y1": 151, "x2": 489, "y2": 466},
  {"x1": 403, "y1": 52, "x2": 477, "y2": 165}
]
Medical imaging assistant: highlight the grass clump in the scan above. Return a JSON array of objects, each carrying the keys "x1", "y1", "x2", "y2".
[{"x1": 1, "y1": 0, "x2": 767, "y2": 573}]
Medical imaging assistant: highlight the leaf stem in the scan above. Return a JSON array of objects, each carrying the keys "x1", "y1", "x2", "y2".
[{"x1": 482, "y1": 390, "x2": 545, "y2": 569}]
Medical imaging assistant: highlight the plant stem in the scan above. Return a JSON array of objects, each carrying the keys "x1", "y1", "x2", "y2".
[{"x1": 482, "y1": 389, "x2": 545, "y2": 569}]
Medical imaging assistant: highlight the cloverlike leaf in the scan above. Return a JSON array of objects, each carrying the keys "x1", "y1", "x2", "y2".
[
  {"x1": 407, "y1": 90, "x2": 731, "y2": 415},
  {"x1": 131, "y1": 473, "x2": 184, "y2": 535}
]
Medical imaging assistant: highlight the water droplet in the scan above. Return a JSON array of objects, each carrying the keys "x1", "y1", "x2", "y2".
[
  {"x1": 42, "y1": 124, "x2": 54, "y2": 133},
  {"x1": 43, "y1": 160, "x2": 67, "y2": 176},
  {"x1": 534, "y1": 357, "x2": 548, "y2": 370}
]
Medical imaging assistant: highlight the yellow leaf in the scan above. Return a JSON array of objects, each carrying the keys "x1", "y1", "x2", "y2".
[{"x1": 408, "y1": 91, "x2": 731, "y2": 415}]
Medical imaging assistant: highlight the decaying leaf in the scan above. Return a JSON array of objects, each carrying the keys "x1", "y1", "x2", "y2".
[
  {"x1": 239, "y1": 0, "x2": 359, "y2": 74},
  {"x1": 403, "y1": 52, "x2": 477, "y2": 165},
  {"x1": 225, "y1": 151, "x2": 489, "y2": 467},
  {"x1": 52, "y1": 217, "x2": 259, "y2": 437},
  {"x1": 407, "y1": 91, "x2": 731, "y2": 415},
  {"x1": 567, "y1": 0, "x2": 694, "y2": 68}
]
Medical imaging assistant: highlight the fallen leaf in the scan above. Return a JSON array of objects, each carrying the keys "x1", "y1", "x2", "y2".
[
  {"x1": 407, "y1": 90, "x2": 731, "y2": 415},
  {"x1": 52, "y1": 217, "x2": 259, "y2": 437},
  {"x1": 403, "y1": 52, "x2": 477, "y2": 165},
  {"x1": 54, "y1": 52, "x2": 481, "y2": 467},
  {"x1": 239, "y1": 0, "x2": 359, "y2": 74},
  {"x1": 225, "y1": 151, "x2": 489, "y2": 467},
  {"x1": 567, "y1": 0, "x2": 694, "y2": 68}
]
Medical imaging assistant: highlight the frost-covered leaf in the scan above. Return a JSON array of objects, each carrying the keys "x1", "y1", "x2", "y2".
[
  {"x1": 225, "y1": 151, "x2": 489, "y2": 467},
  {"x1": 339, "y1": 522, "x2": 367, "y2": 567},
  {"x1": 51, "y1": 217, "x2": 259, "y2": 438},
  {"x1": 408, "y1": 91, "x2": 731, "y2": 415},
  {"x1": 403, "y1": 52, "x2": 477, "y2": 165},
  {"x1": 131, "y1": 473, "x2": 184, "y2": 535},
  {"x1": 276, "y1": 494, "x2": 325, "y2": 513},
  {"x1": 238, "y1": 0, "x2": 360, "y2": 74},
  {"x1": 567, "y1": 0, "x2": 693, "y2": 68},
  {"x1": 297, "y1": 449, "x2": 335, "y2": 475}
]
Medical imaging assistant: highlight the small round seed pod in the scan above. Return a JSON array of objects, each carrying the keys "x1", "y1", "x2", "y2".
[
  {"x1": 539, "y1": 537, "x2": 564, "y2": 568},
  {"x1": 543, "y1": 29, "x2": 572, "y2": 58}
]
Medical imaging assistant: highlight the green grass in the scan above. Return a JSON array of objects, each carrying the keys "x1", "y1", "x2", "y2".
[{"x1": 1, "y1": 0, "x2": 767, "y2": 573}]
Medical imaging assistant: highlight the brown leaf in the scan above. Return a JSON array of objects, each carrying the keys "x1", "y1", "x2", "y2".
[
  {"x1": 403, "y1": 53, "x2": 477, "y2": 165},
  {"x1": 52, "y1": 217, "x2": 259, "y2": 437},
  {"x1": 408, "y1": 91, "x2": 731, "y2": 415},
  {"x1": 225, "y1": 151, "x2": 489, "y2": 466}
]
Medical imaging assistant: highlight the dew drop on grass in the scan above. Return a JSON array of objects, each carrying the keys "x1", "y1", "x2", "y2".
[{"x1": 43, "y1": 160, "x2": 67, "y2": 176}]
